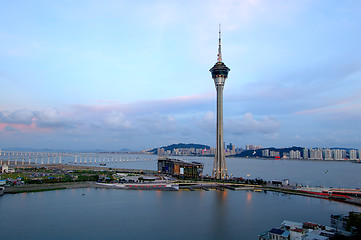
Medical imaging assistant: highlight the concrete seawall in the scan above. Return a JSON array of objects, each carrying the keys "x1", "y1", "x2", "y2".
[
  {"x1": 4, "y1": 182, "x2": 104, "y2": 194},
  {"x1": 3, "y1": 181, "x2": 361, "y2": 207}
]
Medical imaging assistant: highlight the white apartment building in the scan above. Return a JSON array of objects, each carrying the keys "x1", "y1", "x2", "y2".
[
  {"x1": 246, "y1": 145, "x2": 262, "y2": 150},
  {"x1": 270, "y1": 151, "x2": 280, "y2": 157},
  {"x1": 323, "y1": 149, "x2": 333, "y2": 160},
  {"x1": 262, "y1": 149, "x2": 269, "y2": 157},
  {"x1": 303, "y1": 148, "x2": 309, "y2": 159},
  {"x1": 290, "y1": 150, "x2": 301, "y2": 159},
  {"x1": 309, "y1": 148, "x2": 323, "y2": 160},
  {"x1": 332, "y1": 149, "x2": 346, "y2": 160},
  {"x1": 349, "y1": 149, "x2": 357, "y2": 160}
]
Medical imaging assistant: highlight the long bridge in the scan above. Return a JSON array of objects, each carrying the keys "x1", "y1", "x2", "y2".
[{"x1": 0, "y1": 150, "x2": 156, "y2": 166}]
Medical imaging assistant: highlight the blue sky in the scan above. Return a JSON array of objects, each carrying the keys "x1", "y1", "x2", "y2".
[{"x1": 1, "y1": 0, "x2": 360, "y2": 151}]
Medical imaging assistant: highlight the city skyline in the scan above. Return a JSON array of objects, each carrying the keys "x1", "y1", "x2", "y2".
[{"x1": 1, "y1": 1, "x2": 360, "y2": 151}]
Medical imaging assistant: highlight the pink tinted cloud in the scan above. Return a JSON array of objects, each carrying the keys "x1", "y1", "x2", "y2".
[
  {"x1": 0, "y1": 108, "x2": 75, "y2": 132},
  {"x1": 0, "y1": 122, "x2": 52, "y2": 133},
  {"x1": 296, "y1": 95, "x2": 361, "y2": 116},
  {"x1": 0, "y1": 123, "x2": 6, "y2": 131}
]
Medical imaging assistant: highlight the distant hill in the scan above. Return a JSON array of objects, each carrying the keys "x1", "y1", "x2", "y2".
[{"x1": 147, "y1": 143, "x2": 210, "y2": 154}]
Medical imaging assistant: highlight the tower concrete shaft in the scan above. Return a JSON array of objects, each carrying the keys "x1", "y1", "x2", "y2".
[
  {"x1": 213, "y1": 81, "x2": 226, "y2": 179},
  {"x1": 210, "y1": 27, "x2": 230, "y2": 179}
]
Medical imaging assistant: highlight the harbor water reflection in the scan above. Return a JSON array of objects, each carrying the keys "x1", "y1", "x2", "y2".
[{"x1": 1, "y1": 188, "x2": 360, "y2": 240}]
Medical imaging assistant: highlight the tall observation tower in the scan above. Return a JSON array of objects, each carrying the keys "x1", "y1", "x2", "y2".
[{"x1": 210, "y1": 26, "x2": 230, "y2": 179}]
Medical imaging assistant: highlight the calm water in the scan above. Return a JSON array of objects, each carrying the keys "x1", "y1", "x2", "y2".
[{"x1": 1, "y1": 188, "x2": 360, "y2": 240}]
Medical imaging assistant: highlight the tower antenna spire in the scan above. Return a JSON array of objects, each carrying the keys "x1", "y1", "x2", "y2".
[{"x1": 218, "y1": 24, "x2": 222, "y2": 62}]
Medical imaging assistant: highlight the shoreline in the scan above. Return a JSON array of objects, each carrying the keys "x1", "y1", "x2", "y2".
[
  {"x1": 3, "y1": 182, "x2": 100, "y2": 194},
  {"x1": 3, "y1": 181, "x2": 361, "y2": 207}
]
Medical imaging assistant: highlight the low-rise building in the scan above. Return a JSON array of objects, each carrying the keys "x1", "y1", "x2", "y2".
[
  {"x1": 1, "y1": 165, "x2": 13, "y2": 173},
  {"x1": 259, "y1": 219, "x2": 341, "y2": 240},
  {"x1": 331, "y1": 212, "x2": 360, "y2": 235},
  {"x1": 157, "y1": 157, "x2": 203, "y2": 178},
  {"x1": 1, "y1": 165, "x2": 8, "y2": 173},
  {"x1": 331, "y1": 214, "x2": 349, "y2": 231},
  {"x1": 259, "y1": 228, "x2": 289, "y2": 240}
]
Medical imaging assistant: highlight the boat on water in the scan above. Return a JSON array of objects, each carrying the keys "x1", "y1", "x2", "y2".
[
  {"x1": 0, "y1": 187, "x2": 4, "y2": 196},
  {"x1": 100, "y1": 163, "x2": 106, "y2": 166},
  {"x1": 96, "y1": 182, "x2": 179, "y2": 191}
]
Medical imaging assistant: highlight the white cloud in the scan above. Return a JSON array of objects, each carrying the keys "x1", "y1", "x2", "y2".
[
  {"x1": 196, "y1": 111, "x2": 215, "y2": 134},
  {"x1": 34, "y1": 108, "x2": 76, "y2": 128},
  {"x1": 0, "y1": 109, "x2": 34, "y2": 125},
  {"x1": 227, "y1": 112, "x2": 281, "y2": 136},
  {"x1": 103, "y1": 111, "x2": 131, "y2": 130},
  {"x1": 137, "y1": 113, "x2": 177, "y2": 134}
]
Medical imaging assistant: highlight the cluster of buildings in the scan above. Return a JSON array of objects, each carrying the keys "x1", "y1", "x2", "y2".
[
  {"x1": 262, "y1": 148, "x2": 361, "y2": 160},
  {"x1": 156, "y1": 147, "x2": 211, "y2": 156},
  {"x1": 303, "y1": 148, "x2": 361, "y2": 160},
  {"x1": 156, "y1": 143, "x2": 246, "y2": 157},
  {"x1": 155, "y1": 143, "x2": 361, "y2": 161},
  {"x1": 258, "y1": 212, "x2": 359, "y2": 240},
  {"x1": 245, "y1": 144, "x2": 263, "y2": 150}
]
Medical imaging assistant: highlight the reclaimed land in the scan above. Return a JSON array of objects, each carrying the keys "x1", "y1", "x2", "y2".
[{"x1": 2, "y1": 164, "x2": 361, "y2": 206}]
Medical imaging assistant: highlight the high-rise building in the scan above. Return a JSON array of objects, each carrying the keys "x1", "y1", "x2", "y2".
[
  {"x1": 323, "y1": 148, "x2": 332, "y2": 160},
  {"x1": 310, "y1": 148, "x2": 323, "y2": 160},
  {"x1": 227, "y1": 143, "x2": 233, "y2": 150},
  {"x1": 210, "y1": 26, "x2": 230, "y2": 179},
  {"x1": 262, "y1": 149, "x2": 270, "y2": 157},
  {"x1": 349, "y1": 150, "x2": 357, "y2": 160},
  {"x1": 270, "y1": 151, "x2": 280, "y2": 157},
  {"x1": 332, "y1": 149, "x2": 346, "y2": 160},
  {"x1": 157, "y1": 148, "x2": 165, "y2": 155},
  {"x1": 235, "y1": 147, "x2": 243, "y2": 154},
  {"x1": 290, "y1": 150, "x2": 301, "y2": 159},
  {"x1": 231, "y1": 145, "x2": 236, "y2": 155},
  {"x1": 303, "y1": 148, "x2": 309, "y2": 159},
  {"x1": 246, "y1": 145, "x2": 263, "y2": 150}
]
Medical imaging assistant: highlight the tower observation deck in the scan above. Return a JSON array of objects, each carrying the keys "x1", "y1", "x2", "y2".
[{"x1": 210, "y1": 26, "x2": 230, "y2": 179}]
